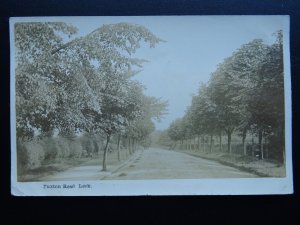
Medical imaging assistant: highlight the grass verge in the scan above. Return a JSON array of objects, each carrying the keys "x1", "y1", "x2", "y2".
[
  {"x1": 18, "y1": 157, "x2": 94, "y2": 182},
  {"x1": 174, "y1": 149, "x2": 285, "y2": 177}
]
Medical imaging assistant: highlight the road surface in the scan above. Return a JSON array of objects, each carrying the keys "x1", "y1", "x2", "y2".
[
  {"x1": 105, "y1": 148, "x2": 257, "y2": 179},
  {"x1": 41, "y1": 148, "x2": 257, "y2": 181}
]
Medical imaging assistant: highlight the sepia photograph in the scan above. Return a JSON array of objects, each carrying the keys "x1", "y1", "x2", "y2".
[{"x1": 10, "y1": 16, "x2": 293, "y2": 195}]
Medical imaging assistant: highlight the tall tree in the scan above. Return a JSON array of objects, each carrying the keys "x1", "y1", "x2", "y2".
[
  {"x1": 209, "y1": 59, "x2": 241, "y2": 153},
  {"x1": 15, "y1": 22, "x2": 165, "y2": 171},
  {"x1": 168, "y1": 118, "x2": 184, "y2": 149}
]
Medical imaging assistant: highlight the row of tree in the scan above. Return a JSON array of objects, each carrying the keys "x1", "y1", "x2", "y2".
[
  {"x1": 15, "y1": 22, "x2": 167, "y2": 171},
  {"x1": 167, "y1": 30, "x2": 285, "y2": 163}
]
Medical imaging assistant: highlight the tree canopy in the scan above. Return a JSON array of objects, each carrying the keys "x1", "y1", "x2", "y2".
[
  {"x1": 166, "y1": 30, "x2": 285, "y2": 162},
  {"x1": 15, "y1": 22, "x2": 168, "y2": 170}
]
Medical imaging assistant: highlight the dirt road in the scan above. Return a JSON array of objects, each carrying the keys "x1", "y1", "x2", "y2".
[
  {"x1": 105, "y1": 148, "x2": 257, "y2": 179},
  {"x1": 41, "y1": 148, "x2": 257, "y2": 181}
]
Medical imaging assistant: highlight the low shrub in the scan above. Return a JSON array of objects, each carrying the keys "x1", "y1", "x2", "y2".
[
  {"x1": 80, "y1": 135, "x2": 96, "y2": 155},
  {"x1": 17, "y1": 140, "x2": 45, "y2": 170},
  {"x1": 56, "y1": 137, "x2": 71, "y2": 158},
  {"x1": 69, "y1": 138, "x2": 83, "y2": 158},
  {"x1": 40, "y1": 137, "x2": 60, "y2": 160}
]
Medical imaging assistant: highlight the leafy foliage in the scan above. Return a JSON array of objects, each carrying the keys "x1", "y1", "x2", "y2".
[
  {"x1": 14, "y1": 21, "x2": 167, "y2": 172},
  {"x1": 167, "y1": 31, "x2": 285, "y2": 162}
]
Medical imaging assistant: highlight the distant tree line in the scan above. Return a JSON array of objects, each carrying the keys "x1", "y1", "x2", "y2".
[
  {"x1": 15, "y1": 22, "x2": 167, "y2": 172},
  {"x1": 167, "y1": 30, "x2": 285, "y2": 163}
]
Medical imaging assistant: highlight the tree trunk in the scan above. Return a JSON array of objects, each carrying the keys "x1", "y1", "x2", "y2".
[
  {"x1": 258, "y1": 129, "x2": 263, "y2": 159},
  {"x1": 172, "y1": 141, "x2": 177, "y2": 150},
  {"x1": 282, "y1": 126, "x2": 285, "y2": 165},
  {"x1": 132, "y1": 138, "x2": 135, "y2": 152},
  {"x1": 133, "y1": 138, "x2": 136, "y2": 152},
  {"x1": 261, "y1": 135, "x2": 264, "y2": 160},
  {"x1": 125, "y1": 140, "x2": 128, "y2": 158},
  {"x1": 117, "y1": 134, "x2": 121, "y2": 161},
  {"x1": 102, "y1": 135, "x2": 110, "y2": 171},
  {"x1": 192, "y1": 138, "x2": 194, "y2": 150},
  {"x1": 279, "y1": 124, "x2": 285, "y2": 165},
  {"x1": 282, "y1": 141, "x2": 285, "y2": 166},
  {"x1": 132, "y1": 138, "x2": 134, "y2": 153},
  {"x1": 219, "y1": 132, "x2": 222, "y2": 152},
  {"x1": 207, "y1": 137, "x2": 209, "y2": 152},
  {"x1": 128, "y1": 138, "x2": 132, "y2": 155},
  {"x1": 242, "y1": 129, "x2": 247, "y2": 156},
  {"x1": 265, "y1": 138, "x2": 269, "y2": 159},
  {"x1": 210, "y1": 135, "x2": 213, "y2": 153},
  {"x1": 227, "y1": 131, "x2": 232, "y2": 154},
  {"x1": 251, "y1": 136, "x2": 255, "y2": 158}
]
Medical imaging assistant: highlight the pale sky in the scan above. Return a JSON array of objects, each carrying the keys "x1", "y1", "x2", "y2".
[{"x1": 22, "y1": 16, "x2": 288, "y2": 130}]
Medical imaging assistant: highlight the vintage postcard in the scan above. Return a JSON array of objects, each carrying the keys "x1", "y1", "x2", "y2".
[{"x1": 10, "y1": 16, "x2": 293, "y2": 196}]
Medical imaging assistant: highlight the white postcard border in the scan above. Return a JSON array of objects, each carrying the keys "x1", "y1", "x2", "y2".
[{"x1": 10, "y1": 16, "x2": 293, "y2": 196}]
